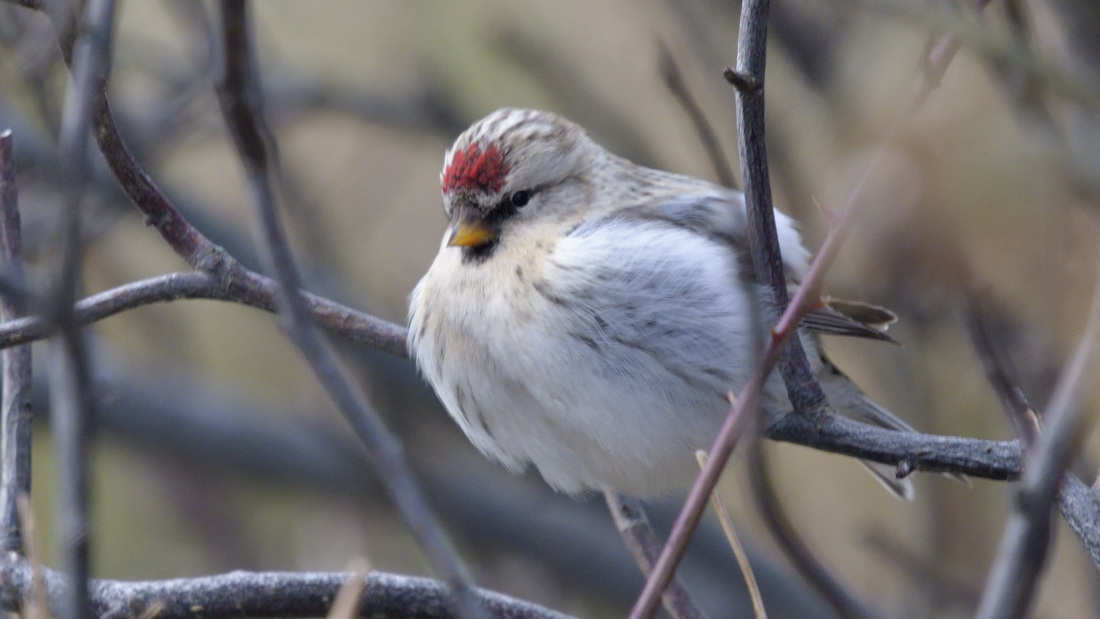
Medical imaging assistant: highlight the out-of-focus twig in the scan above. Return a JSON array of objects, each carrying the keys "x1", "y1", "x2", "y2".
[
  {"x1": 16, "y1": 497, "x2": 48, "y2": 619},
  {"x1": 213, "y1": 3, "x2": 483, "y2": 618},
  {"x1": 603, "y1": 492, "x2": 707, "y2": 619},
  {"x1": 51, "y1": 2, "x2": 117, "y2": 619},
  {"x1": 852, "y1": 0, "x2": 1100, "y2": 110},
  {"x1": 0, "y1": 129, "x2": 30, "y2": 554},
  {"x1": 976, "y1": 252, "x2": 1100, "y2": 619},
  {"x1": 1057, "y1": 475, "x2": 1100, "y2": 570},
  {"x1": 658, "y1": 43, "x2": 737, "y2": 189},
  {"x1": 964, "y1": 292, "x2": 1040, "y2": 446},
  {"x1": 694, "y1": 451, "x2": 764, "y2": 619},
  {"x1": 325, "y1": 561, "x2": 369, "y2": 619},
  {"x1": 862, "y1": 530, "x2": 980, "y2": 611}
]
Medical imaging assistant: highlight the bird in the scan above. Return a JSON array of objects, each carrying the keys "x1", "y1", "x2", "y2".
[{"x1": 408, "y1": 108, "x2": 914, "y2": 499}]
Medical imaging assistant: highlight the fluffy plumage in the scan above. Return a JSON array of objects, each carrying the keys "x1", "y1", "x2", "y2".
[{"x1": 409, "y1": 108, "x2": 912, "y2": 498}]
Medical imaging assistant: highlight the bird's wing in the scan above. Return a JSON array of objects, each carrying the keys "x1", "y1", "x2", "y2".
[
  {"x1": 617, "y1": 188, "x2": 811, "y2": 279},
  {"x1": 627, "y1": 189, "x2": 900, "y2": 343},
  {"x1": 816, "y1": 357, "x2": 916, "y2": 500},
  {"x1": 801, "y1": 301, "x2": 898, "y2": 343}
]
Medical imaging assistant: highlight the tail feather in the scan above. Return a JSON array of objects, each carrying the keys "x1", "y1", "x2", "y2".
[
  {"x1": 860, "y1": 460, "x2": 916, "y2": 501},
  {"x1": 817, "y1": 357, "x2": 916, "y2": 501}
]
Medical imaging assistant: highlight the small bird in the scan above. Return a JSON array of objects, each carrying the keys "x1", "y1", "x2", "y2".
[{"x1": 409, "y1": 108, "x2": 914, "y2": 499}]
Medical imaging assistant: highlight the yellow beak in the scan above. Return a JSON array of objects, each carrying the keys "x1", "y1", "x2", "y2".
[{"x1": 447, "y1": 220, "x2": 497, "y2": 248}]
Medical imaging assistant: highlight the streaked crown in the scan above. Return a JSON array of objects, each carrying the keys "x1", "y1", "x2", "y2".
[{"x1": 441, "y1": 109, "x2": 593, "y2": 214}]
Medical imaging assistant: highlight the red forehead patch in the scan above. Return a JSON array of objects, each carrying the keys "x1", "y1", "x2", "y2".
[{"x1": 442, "y1": 143, "x2": 510, "y2": 195}]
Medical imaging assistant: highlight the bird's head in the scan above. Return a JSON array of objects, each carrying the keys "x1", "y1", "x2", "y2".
[{"x1": 440, "y1": 109, "x2": 594, "y2": 259}]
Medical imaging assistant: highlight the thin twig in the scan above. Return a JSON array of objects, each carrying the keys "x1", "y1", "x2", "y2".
[
  {"x1": 695, "y1": 451, "x2": 765, "y2": 619},
  {"x1": 0, "y1": 271, "x2": 407, "y2": 356},
  {"x1": 16, "y1": 496, "x2": 49, "y2": 619},
  {"x1": 325, "y1": 561, "x2": 369, "y2": 619},
  {"x1": 0, "y1": 130, "x2": 31, "y2": 554},
  {"x1": 748, "y1": 441, "x2": 876, "y2": 619},
  {"x1": 28, "y1": 1, "x2": 403, "y2": 358},
  {"x1": 213, "y1": 3, "x2": 482, "y2": 618},
  {"x1": 603, "y1": 492, "x2": 707, "y2": 619},
  {"x1": 658, "y1": 43, "x2": 737, "y2": 189},
  {"x1": 763, "y1": 412, "x2": 1020, "y2": 479},
  {"x1": 41, "y1": 0, "x2": 234, "y2": 276},
  {"x1": 852, "y1": 0, "x2": 1100, "y2": 110},
  {"x1": 964, "y1": 292, "x2": 1040, "y2": 445},
  {"x1": 630, "y1": 385, "x2": 763, "y2": 618},
  {"x1": 975, "y1": 251, "x2": 1100, "y2": 619},
  {"x1": 51, "y1": 3, "x2": 117, "y2": 619}
]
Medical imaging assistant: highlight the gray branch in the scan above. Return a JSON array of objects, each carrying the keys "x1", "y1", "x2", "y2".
[{"x1": 0, "y1": 556, "x2": 573, "y2": 619}]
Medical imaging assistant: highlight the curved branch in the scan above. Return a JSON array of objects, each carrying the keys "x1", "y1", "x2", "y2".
[{"x1": 0, "y1": 272, "x2": 408, "y2": 358}]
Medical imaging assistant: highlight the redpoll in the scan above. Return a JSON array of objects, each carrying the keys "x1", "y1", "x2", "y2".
[{"x1": 409, "y1": 108, "x2": 913, "y2": 499}]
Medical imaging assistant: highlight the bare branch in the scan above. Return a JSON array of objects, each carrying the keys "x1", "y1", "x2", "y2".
[
  {"x1": 51, "y1": 2, "x2": 118, "y2": 619},
  {"x1": 603, "y1": 492, "x2": 707, "y2": 619},
  {"x1": 630, "y1": 387, "x2": 762, "y2": 618},
  {"x1": 213, "y1": 3, "x2": 481, "y2": 617},
  {"x1": 764, "y1": 412, "x2": 1020, "y2": 479},
  {"x1": 0, "y1": 129, "x2": 30, "y2": 554},
  {"x1": 964, "y1": 293, "x2": 1039, "y2": 446},
  {"x1": 1057, "y1": 475, "x2": 1100, "y2": 570},
  {"x1": 0, "y1": 555, "x2": 574, "y2": 619},
  {"x1": 0, "y1": 271, "x2": 408, "y2": 357},
  {"x1": 731, "y1": 0, "x2": 826, "y2": 418},
  {"x1": 976, "y1": 254, "x2": 1100, "y2": 619}
]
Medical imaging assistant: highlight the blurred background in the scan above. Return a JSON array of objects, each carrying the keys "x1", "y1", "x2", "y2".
[{"x1": 1, "y1": 0, "x2": 1099, "y2": 617}]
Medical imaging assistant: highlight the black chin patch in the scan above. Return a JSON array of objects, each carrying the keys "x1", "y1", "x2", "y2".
[{"x1": 461, "y1": 240, "x2": 500, "y2": 264}]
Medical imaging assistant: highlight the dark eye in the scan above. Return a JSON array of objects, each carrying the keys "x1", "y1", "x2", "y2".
[{"x1": 510, "y1": 190, "x2": 531, "y2": 208}]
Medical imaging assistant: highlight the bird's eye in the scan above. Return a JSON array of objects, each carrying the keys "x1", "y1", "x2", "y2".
[{"x1": 510, "y1": 190, "x2": 531, "y2": 208}]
